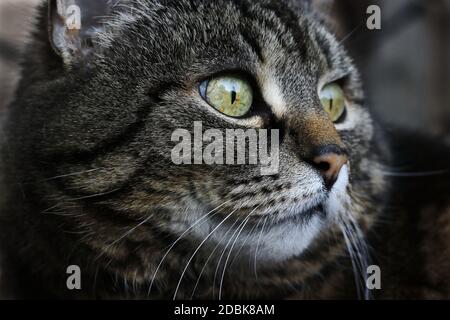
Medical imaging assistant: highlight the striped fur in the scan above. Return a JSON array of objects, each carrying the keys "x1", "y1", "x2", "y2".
[{"x1": 0, "y1": 0, "x2": 449, "y2": 300}]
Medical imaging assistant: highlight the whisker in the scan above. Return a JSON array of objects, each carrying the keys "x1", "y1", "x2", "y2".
[
  {"x1": 40, "y1": 189, "x2": 121, "y2": 214},
  {"x1": 212, "y1": 214, "x2": 248, "y2": 299},
  {"x1": 339, "y1": 213, "x2": 372, "y2": 300},
  {"x1": 173, "y1": 207, "x2": 239, "y2": 300},
  {"x1": 229, "y1": 217, "x2": 263, "y2": 269},
  {"x1": 70, "y1": 189, "x2": 122, "y2": 201},
  {"x1": 338, "y1": 23, "x2": 364, "y2": 46},
  {"x1": 341, "y1": 222, "x2": 363, "y2": 298},
  {"x1": 254, "y1": 216, "x2": 269, "y2": 281},
  {"x1": 380, "y1": 170, "x2": 449, "y2": 177},
  {"x1": 97, "y1": 214, "x2": 154, "y2": 261},
  {"x1": 41, "y1": 168, "x2": 105, "y2": 181},
  {"x1": 218, "y1": 206, "x2": 259, "y2": 300},
  {"x1": 147, "y1": 199, "x2": 234, "y2": 297},
  {"x1": 189, "y1": 213, "x2": 243, "y2": 300}
]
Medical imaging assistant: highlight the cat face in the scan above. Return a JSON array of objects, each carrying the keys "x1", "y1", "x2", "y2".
[{"x1": 9, "y1": 0, "x2": 386, "y2": 291}]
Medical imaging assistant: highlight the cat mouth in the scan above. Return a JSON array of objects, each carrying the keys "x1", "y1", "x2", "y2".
[
  {"x1": 244, "y1": 194, "x2": 328, "y2": 227},
  {"x1": 271, "y1": 202, "x2": 326, "y2": 226}
]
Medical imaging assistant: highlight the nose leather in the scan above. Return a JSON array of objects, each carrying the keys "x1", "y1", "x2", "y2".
[{"x1": 312, "y1": 150, "x2": 348, "y2": 189}]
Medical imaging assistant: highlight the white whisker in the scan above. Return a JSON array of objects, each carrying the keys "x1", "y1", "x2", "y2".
[
  {"x1": 339, "y1": 213, "x2": 372, "y2": 300},
  {"x1": 380, "y1": 170, "x2": 448, "y2": 177},
  {"x1": 254, "y1": 216, "x2": 269, "y2": 281},
  {"x1": 218, "y1": 206, "x2": 259, "y2": 300},
  {"x1": 229, "y1": 217, "x2": 263, "y2": 269},
  {"x1": 41, "y1": 168, "x2": 104, "y2": 181},
  {"x1": 172, "y1": 207, "x2": 239, "y2": 300},
  {"x1": 98, "y1": 214, "x2": 154, "y2": 261},
  {"x1": 147, "y1": 199, "x2": 233, "y2": 297},
  {"x1": 212, "y1": 213, "x2": 248, "y2": 299},
  {"x1": 189, "y1": 213, "x2": 243, "y2": 299}
]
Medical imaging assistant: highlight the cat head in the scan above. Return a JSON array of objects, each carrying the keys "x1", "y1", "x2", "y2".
[{"x1": 9, "y1": 0, "x2": 387, "y2": 296}]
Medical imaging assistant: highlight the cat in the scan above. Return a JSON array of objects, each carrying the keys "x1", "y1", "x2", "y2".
[{"x1": 0, "y1": 0, "x2": 449, "y2": 299}]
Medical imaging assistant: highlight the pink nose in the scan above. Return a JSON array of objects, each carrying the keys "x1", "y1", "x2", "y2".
[{"x1": 311, "y1": 147, "x2": 348, "y2": 189}]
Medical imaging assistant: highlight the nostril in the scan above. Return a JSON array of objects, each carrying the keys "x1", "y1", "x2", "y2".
[
  {"x1": 309, "y1": 146, "x2": 348, "y2": 189},
  {"x1": 315, "y1": 160, "x2": 331, "y2": 172}
]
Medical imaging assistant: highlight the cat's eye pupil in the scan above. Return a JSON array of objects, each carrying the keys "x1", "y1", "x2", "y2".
[{"x1": 231, "y1": 91, "x2": 237, "y2": 104}]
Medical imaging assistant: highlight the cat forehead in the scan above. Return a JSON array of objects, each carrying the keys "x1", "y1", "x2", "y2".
[
  {"x1": 95, "y1": 0, "x2": 344, "y2": 77},
  {"x1": 96, "y1": 0, "x2": 319, "y2": 51}
]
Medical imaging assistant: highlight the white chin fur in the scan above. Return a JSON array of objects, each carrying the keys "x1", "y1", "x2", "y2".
[{"x1": 178, "y1": 165, "x2": 351, "y2": 265}]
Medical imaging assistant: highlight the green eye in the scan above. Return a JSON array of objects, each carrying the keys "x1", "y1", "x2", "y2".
[
  {"x1": 319, "y1": 83, "x2": 346, "y2": 123},
  {"x1": 200, "y1": 75, "x2": 253, "y2": 118}
]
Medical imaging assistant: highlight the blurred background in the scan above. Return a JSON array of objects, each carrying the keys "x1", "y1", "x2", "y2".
[
  {"x1": 332, "y1": 0, "x2": 450, "y2": 142},
  {"x1": 0, "y1": 0, "x2": 449, "y2": 137}
]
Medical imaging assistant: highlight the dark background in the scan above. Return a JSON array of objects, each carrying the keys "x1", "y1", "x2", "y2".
[{"x1": 332, "y1": 0, "x2": 450, "y2": 141}]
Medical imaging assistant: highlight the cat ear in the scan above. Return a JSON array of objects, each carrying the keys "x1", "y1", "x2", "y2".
[{"x1": 48, "y1": 0, "x2": 119, "y2": 65}]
